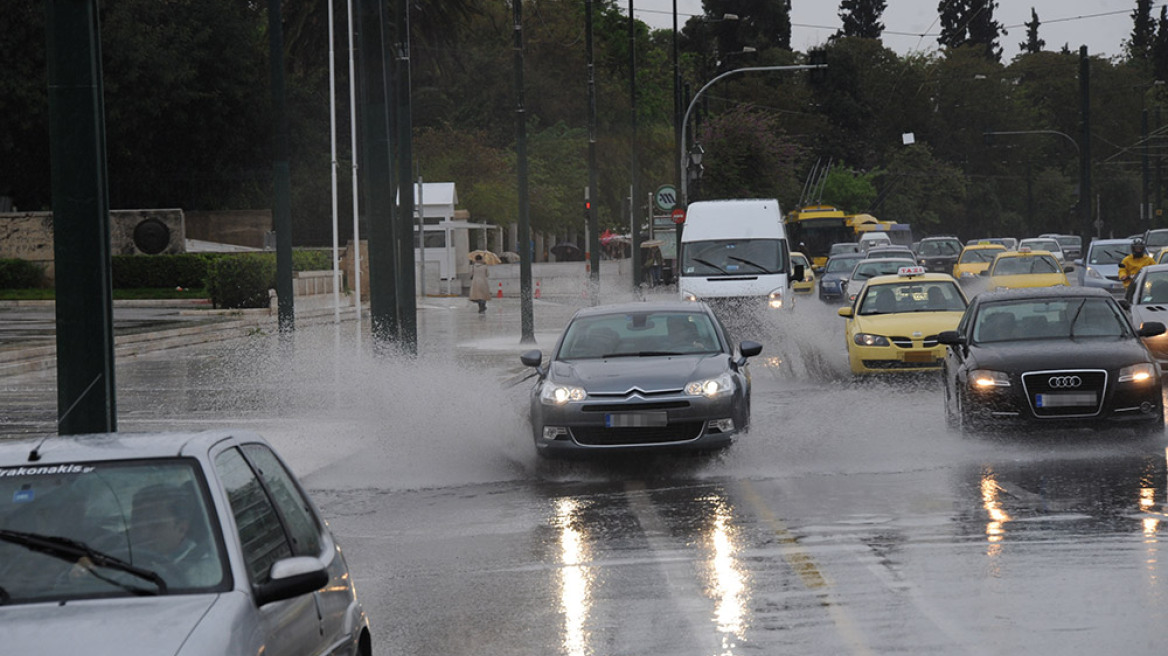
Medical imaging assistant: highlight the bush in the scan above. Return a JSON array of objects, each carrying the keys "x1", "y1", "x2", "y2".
[
  {"x1": 206, "y1": 253, "x2": 279, "y2": 309},
  {"x1": 112, "y1": 253, "x2": 224, "y2": 289},
  {"x1": 0, "y1": 259, "x2": 46, "y2": 288}
]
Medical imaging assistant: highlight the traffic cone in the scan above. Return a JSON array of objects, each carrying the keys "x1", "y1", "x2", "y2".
[
  {"x1": 496, "y1": 282, "x2": 503, "y2": 298},
  {"x1": 534, "y1": 279, "x2": 541, "y2": 299}
]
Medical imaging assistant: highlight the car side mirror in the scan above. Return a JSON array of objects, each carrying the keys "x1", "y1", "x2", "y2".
[
  {"x1": 792, "y1": 264, "x2": 805, "y2": 281},
  {"x1": 255, "y1": 556, "x2": 329, "y2": 607},
  {"x1": 1119, "y1": 299, "x2": 1132, "y2": 311},
  {"x1": 937, "y1": 330, "x2": 964, "y2": 345},
  {"x1": 1063, "y1": 265, "x2": 1074, "y2": 273},
  {"x1": 520, "y1": 349, "x2": 543, "y2": 368},
  {"x1": 979, "y1": 269, "x2": 990, "y2": 276},
  {"x1": 739, "y1": 340, "x2": 763, "y2": 358},
  {"x1": 838, "y1": 307, "x2": 854, "y2": 318},
  {"x1": 1138, "y1": 321, "x2": 1166, "y2": 338}
]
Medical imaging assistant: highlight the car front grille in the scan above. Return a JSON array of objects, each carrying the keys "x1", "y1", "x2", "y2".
[
  {"x1": 862, "y1": 359, "x2": 941, "y2": 370},
  {"x1": 1021, "y1": 369, "x2": 1107, "y2": 417},
  {"x1": 580, "y1": 401, "x2": 690, "y2": 413},
  {"x1": 889, "y1": 335, "x2": 940, "y2": 348},
  {"x1": 571, "y1": 422, "x2": 705, "y2": 446}
]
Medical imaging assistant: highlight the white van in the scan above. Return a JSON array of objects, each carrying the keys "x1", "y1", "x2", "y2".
[
  {"x1": 678, "y1": 198, "x2": 800, "y2": 310},
  {"x1": 857, "y1": 231, "x2": 892, "y2": 251}
]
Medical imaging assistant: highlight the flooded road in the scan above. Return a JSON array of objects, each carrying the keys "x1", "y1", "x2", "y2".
[{"x1": 3, "y1": 296, "x2": 1168, "y2": 654}]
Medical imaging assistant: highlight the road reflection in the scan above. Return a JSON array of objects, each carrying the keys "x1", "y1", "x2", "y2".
[
  {"x1": 702, "y1": 493, "x2": 748, "y2": 655},
  {"x1": 552, "y1": 498, "x2": 594, "y2": 656}
]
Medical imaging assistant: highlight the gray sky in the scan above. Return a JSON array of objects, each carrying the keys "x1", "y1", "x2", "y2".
[{"x1": 633, "y1": 1, "x2": 1158, "y2": 59}]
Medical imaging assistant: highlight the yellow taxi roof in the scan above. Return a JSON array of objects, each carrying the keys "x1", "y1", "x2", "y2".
[
  {"x1": 961, "y1": 244, "x2": 1007, "y2": 252},
  {"x1": 865, "y1": 271, "x2": 961, "y2": 286},
  {"x1": 991, "y1": 249, "x2": 1054, "y2": 260}
]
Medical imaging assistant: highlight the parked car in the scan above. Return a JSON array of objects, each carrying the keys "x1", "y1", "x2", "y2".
[
  {"x1": 0, "y1": 430, "x2": 372, "y2": 656},
  {"x1": 939, "y1": 287, "x2": 1165, "y2": 433},
  {"x1": 520, "y1": 301, "x2": 761, "y2": 457}
]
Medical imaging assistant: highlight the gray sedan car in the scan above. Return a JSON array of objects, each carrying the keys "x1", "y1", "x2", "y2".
[
  {"x1": 0, "y1": 430, "x2": 371, "y2": 656},
  {"x1": 521, "y1": 301, "x2": 761, "y2": 457}
]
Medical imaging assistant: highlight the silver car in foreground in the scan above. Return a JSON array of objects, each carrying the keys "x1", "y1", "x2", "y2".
[{"x1": 0, "y1": 430, "x2": 371, "y2": 656}]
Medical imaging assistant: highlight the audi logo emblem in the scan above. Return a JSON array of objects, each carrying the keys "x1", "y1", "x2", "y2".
[{"x1": 1048, "y1": 375, "x2": 1082, "y2": 389}]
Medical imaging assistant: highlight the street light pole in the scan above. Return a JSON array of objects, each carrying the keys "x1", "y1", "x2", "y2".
[{"x1": 679, "y1": 64, "x2": 825, "y2": 205}]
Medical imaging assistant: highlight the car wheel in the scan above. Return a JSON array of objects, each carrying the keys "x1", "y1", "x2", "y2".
[
  {"x1": 944, "y1": 383, "x2": 958, "y2": 429},
  {"x1": 1136, "y1": 404, "x2": 1165, "y2": 437}
]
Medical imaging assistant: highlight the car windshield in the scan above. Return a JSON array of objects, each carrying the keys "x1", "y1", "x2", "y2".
[
  {"x1": 858, "y1": 280, "x2": 966, "y2": 315},
  {"x1": 959, "y1": 248, "x2": 1003, "y2": 263},
  {"x1": 1146, "y1": 231, "x2": 1168, "y2": 249},
  {"x1": 1020, "y1": 240, "x2": 1059, "y2": 253},
  {"x1": 0, "y1": 459, "x2": 228, "y2": 604},
  {"x1": 830, "y1": 243, "x2": 860, "y2": 255},
  {"x1": 972, "y1": 298, "x2": 1130, "y2": 343},
  {"x1": 991, "y1": 255, "x2": 1060, "y2": 275},
  {"x1": 850, "y1": 259, "x2": 915, "y2": 280},
  {"x1": 1056, "y1": 235, "x2": 1081, "y2": 248},
  {"x1": 917, "y1": 240, "x2": 961, "y2": 256},
  {"x1": 558, "y1": 310, "x2": 722, "y2": 359},
  {"x1": 825, "y1": 255, "x2": 865, "y2": 273},
  {"x1": 791, "y1": 254, "x2": 809, "y2": 268},
  {"x1": 681, "y1": 239, "x2": 785, "y2": 276},
  {"x1": 1136, "y1": 271, "x2": 1168, "y2": 304},
  {"x1": 1088, "y1": 244, "x2": 1130, "y2": 265}
]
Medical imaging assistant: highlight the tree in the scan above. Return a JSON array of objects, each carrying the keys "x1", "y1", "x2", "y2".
[
  {"x1": 1152, "y1": 6, "x2": 1168, "y2": 80},
  {"x1": 837, "y1": 0, "x2": 886, "y2": 40},
  {"x1": 876, "y1": 144, "x2": 967, "y2": 234},
  {"x1": 701, "y1": 0, "x2": 792, "y2": 51},
  {"x1": 1019, "y1": 7, "x2": 1044, "y2": 54},
  {"x1": 1128, "y1": 0, "x2": 1156, "y2": 61},
  {"x1": 820, "y1": 167, "x2": 879, "y2": 213},
  {"x1": 938, "y1": 0, "x2": 1003, "y2": 62},
  {"x1": 696, "y1": 106, "x2": 805, "y2": 201}
]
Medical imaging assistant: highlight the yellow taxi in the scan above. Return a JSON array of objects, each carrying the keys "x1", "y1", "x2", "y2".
[
  {"x1": 983, "y1": 249, "x2": 1069, "y2": 290},
  {"x1": 837, "y1": 267, "x2": 969, "y2": 374},
  {"x1": 1157, "y1": 246, "x2": 1168, "y2": 264},
  {"x1": 953, "y1": 243, "x2": 1007, "y2": 281},
  {"x1": 790, "y1": 251, "x2": 816, "y2": 294}
]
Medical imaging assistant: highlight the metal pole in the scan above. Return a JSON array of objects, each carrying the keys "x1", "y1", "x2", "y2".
[
  {"x1": 395, "y1": 0, "x2": 416, "y2": 354},
  {"x1": 47, "y1": 0, "x2": 116, "y2": 434},
  {"x1": 672, "y1": 0, "x2": 680, "y2": 194},
  {"x1": 1079, "y1": 46, "x2": 1092, "y2": 237},
  {"x1": 586, "y1": 0, "x2": 600, "y2": 299},
  {"x1": 346, "y1": 0, "x2": 362, "y2": 326},
  {"x1": 1143, "y1": 107, "x2": 1150, "y2": 228},
  {"x1": 514, "y1": 0, "x2": 535, "y2": 343},
  {"x1": 269, "y1": 0, "x2": 295, "y2": 337},
  {"x1": 629, "y1": 0, "x2": 640, "y2": 294},
  {"x1": 417, "y1": 174, "x2": 424, "y2": 297},
  {"x1": 329, "y1": 0, "x2": 340, "y2": 324}
]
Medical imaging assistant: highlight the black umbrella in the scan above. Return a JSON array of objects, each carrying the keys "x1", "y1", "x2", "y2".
[{"x1": 550, "y1": 242, "x2": 584, "y2": 261}]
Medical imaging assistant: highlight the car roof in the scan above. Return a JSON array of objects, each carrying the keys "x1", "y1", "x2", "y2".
[
  {"x1": 974, "y1": 286, "x2": 1114, "y2": 304},
  {"x1": 0, "y1": 430, "x2": 255, "y2": 466},
  {"x1": 1088, "y1": 238, "x2": 1133, "y2": 246},
  {"x1": 856, "y1": 257, "x2": 916, "y2": 265},
  {"x1": 1137, "y1": 263, "x2": 1168, "y2": 274},
  {"x1": 962, "y1": 243, "x2": 1007, "y2": 250},
  {"x1": 866, "y1": 272, "x2": 961, "y2": 286},
  {"x1": 994, "y1": 249, "x2": 1055, "y2": 258},
  {"x1": 570, "y1": 300, "x2": 712, "y2": 319}
]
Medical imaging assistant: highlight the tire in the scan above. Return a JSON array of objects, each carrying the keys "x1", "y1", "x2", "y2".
[
  {"x1": 955, "y1": 388, "x2": 978, "y2": 434},
  {"x1": 944, "y1": 383, "x2": 958, "y2": 429}
]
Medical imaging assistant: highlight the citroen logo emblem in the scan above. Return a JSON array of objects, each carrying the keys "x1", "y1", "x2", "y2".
[{"x1": 1048, "y1": 375, "x2": 1082, "y2": 389}]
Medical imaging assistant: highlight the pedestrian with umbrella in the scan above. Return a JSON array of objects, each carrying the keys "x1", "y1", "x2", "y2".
[{"x1": 469, "y1": 253, "x2": 491, "y2": 313}]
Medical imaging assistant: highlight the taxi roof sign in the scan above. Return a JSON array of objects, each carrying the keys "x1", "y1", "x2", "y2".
[{"x1": 898, "y1": 265, "x2": 926, "y2": 277}]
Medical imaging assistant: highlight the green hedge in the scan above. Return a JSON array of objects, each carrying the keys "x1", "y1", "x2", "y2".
[
  {"x1": 0, "y1": 259, "x2": 46, "y2": 288},
  {"x1": 112, "y1": 253, "x2": 224, "y2": 288},
  {"x1": 204, "y1": 250, "x2": 336, "y2": 309}
]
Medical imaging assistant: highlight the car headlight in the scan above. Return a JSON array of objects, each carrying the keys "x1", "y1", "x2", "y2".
[
  {"x1": 768, "y1": 288, "x2": 784, "y2": 309},
  {"x1": 1085, "y1": 266, "x2": 1102, "y2": 280},
  {"x1": 540, "y1": 382, "x2": 587, "y2": 405},
  {"x1": 960, "y1": 271, "x2": 977, "y2": 279},
  {"x1": 681, "y1": 291, "x2": 698, "y2": 302},
  {"x1": 1119, "y1": 362, "x2": 1157, "y2": 384},
  {"x1": 970, "y1": 369, "x2": 1011, "y2": 388},
  {"x1": 853, "y1": 333, "x2": 890, "y2": 347},
  {"x1": 685, "y1": 372, "x2": 734, "y2": 398}
]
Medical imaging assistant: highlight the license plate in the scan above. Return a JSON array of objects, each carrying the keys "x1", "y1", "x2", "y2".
[
  {"x1": 1036, "y1": 392, "x2": 1097, "y2": 408},
  {"x1": 605, "y1": 412, "x2": 668, "y2": 428},
  {"x1": 903, "y1": 351, "x2": 935, "y2": 363}
]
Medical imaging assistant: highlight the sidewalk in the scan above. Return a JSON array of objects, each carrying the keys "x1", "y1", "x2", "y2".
[{"x1": 0, "y1": 286, "x2": 672, "y2": 377}]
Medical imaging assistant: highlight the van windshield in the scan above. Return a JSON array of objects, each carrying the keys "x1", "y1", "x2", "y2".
[{"x1": 681, "y1": 239, "x2": 786, "y2": 276}]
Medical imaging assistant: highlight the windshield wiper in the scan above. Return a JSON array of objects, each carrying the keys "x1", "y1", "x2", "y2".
[
  {"x1": 725, "y1": 255, "x2": 770, "y2": 272},
  {"x1": 1068, "y1": 299, "x2": 1086, "y2": 339},
  {"x1": 0, "y1": 529, "x2": 166, "y2": 595},
  {"x1": 692, "y1": 257, "x2": 728, "y2": 274}
]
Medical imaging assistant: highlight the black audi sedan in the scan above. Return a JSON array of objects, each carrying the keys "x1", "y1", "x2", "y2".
[
  {"x1": 520, "y1": 301, "x2": 761, "y2": 457},
  {"x1": 938, "y1": 287, "x2": 1167, "y2": 433}
]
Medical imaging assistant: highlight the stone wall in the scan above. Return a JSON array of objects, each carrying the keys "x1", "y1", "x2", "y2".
[
  {"x1": 185, "y1": 210, "x2": 271, "y2": 248},
  {"x1": 0, "y1": 209, "x2": 185, "y2": 281}
]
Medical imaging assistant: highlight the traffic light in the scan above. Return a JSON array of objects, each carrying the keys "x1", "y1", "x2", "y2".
[{"x1": 584, "y1": 199, "x2": 591, "y2": 220}]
